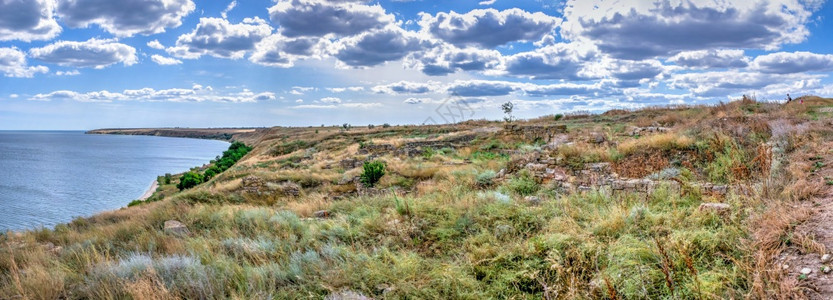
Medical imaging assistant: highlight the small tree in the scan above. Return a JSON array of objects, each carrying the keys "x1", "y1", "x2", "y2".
[
  {"x1": 501, "y1": 101, "x2": 515, "y2": 123},
  {"x1": 177, "y1": 171, "x2": 204, "y2": 191},
  {"x1": 360, "y1": 160, "x2": 386, "y2": 187}
]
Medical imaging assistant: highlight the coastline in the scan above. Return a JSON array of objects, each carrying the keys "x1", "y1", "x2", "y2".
[{"x1": 139, "y1": 180, "x2": 159, "y2": 201}]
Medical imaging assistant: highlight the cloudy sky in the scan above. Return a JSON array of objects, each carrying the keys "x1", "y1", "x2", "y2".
[{"x1": 1, "y1": 0, "x2": 832, "y2": 129}]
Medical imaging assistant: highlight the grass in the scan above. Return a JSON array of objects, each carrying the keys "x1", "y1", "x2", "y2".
[{"x1": 2, "y1": 96, "x2": 832, "y2": 298}]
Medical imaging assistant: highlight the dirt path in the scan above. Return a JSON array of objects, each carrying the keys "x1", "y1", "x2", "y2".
[
  {"x1": 138, "y1": 180, "x2": 159, "y2": 201},
  {"x1": 780, "y1": 141, "x2": 833, "y2": 299}
]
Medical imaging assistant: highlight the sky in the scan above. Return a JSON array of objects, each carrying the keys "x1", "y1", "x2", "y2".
[{"x1": 1, "y1": 0, "x2": 832, "y2": 130}]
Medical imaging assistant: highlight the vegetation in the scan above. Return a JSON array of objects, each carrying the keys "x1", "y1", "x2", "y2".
[
  {"x1": 359, "y1": 160, "x2": 386, "y2": 187},
  {"x1": 177, "y1": 142, "x2": 251, "y2": 191},
  {"x1": 3, "y1": 97, "x2": 833, "y2": 299}
]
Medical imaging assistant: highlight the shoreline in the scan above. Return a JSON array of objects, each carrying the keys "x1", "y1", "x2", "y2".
[{"x1": 139, "y1": 180, "x2": 159, "y2": 201}]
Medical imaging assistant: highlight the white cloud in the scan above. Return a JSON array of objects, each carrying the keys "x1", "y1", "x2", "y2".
[
  {"x1": 29, "y1": 38, "x2": 137, "y2": 69},
  {"x1": 479, "y1": 0, "x2": 496, "y2": 5},
  {"x1": 503, "y1": 42, "x2": 598, "y2": 80},
  {"x1": 151, "y1": 54, "x2": 183, "y2": 65},
  {"x1": 750, "y1": 51, "x2": 833, "y2": 74},
  {"x1": 320, "y1": 96, "x2": 342, "y2": 103},
  {"x1": 372, "y1": 81, "x2": 437, "y2": 94},
  {"x1": 55, "y1": 70, "x2": 80, "y2": 76},
  {"x1": 668, "y1": 49, "x2": 749, "y2": 69},
  {"x1": 147, "y1": 40, "x2": 165, "y2": 50},
  {"x1": 0, "y1": 0, "x2": 61, "y2": 42},
  {"x1": 562, "y1": 0, "x2": 820, "y2": 59},
  {"x1": 407, "y1": 43, "x2": 503, "y2": 76},
  {"x1": 31, "y1": 86, "x2": 277, "y2": 102},
  {"x1": 221, "y1": 1, "x2": 237, "y2": 19},
  {"x1": 419, "y1": 8, "x2": 560, "y2": 48},
  {"x1": 670, "y1": 71, "x2": 822, "y2": 97},
  {"x1": 333, "y1": 25, "x2": 426, "y2": 67},
  {"x1": 269, "y1": 0, "x2": 394, "y2": 37},
  {"x1": 56, "y1": 0, "x2": 195, "y2": 37},
  {"x1": 0, "y1": 47, "x2": 48, "y2": 78},
  {"x1": 168, "y1": 17, "x2": 272, "y2": 59},
  {"x1": 327, "y1": 86, "x2": 364, "y2": 93},
  {"x1": 250, "y1": 34, "x2": 331, "y2": 67}
]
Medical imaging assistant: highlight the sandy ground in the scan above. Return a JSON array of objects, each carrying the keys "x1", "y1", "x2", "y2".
[{"x1": 138, "y1": 180, "x2": 159, "y2": 201}]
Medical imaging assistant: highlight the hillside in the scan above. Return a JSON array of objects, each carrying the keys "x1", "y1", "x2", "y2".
[
  {"x1": 86, "y1": 128, "x2": 265, "y2": 143},
  {"x1": 4, "y1": 96, "x2": 833, "y2": 299}
]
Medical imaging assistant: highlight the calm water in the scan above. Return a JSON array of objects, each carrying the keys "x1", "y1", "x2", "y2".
[{"x1": 0, "y1": 131, "x2": 229, "y2": 231}]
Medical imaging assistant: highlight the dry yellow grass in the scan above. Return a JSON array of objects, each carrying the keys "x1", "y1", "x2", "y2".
[{"x1": 617, "y1": 132, "x2": 694, "y2": 156}]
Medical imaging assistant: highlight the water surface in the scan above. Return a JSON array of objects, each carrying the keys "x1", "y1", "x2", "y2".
[{"x1": 0, "y1": 131, "x2": 229, "y2": 231}]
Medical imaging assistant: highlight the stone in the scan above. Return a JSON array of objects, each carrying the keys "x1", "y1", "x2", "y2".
[
  {"x1": 278, "y1": 181, "x2": 301, "y2": 197},
  {"x1": 314, "y1": 210, "x2": 331, "y2": 219},
  {"x1": 524, "y1": 196, "x2": 541, "y2": 205},
  {"x1": 698, "y1": 203, "x2": 731, "y2": 213},
  {"x1": 824, "y1": 266, "x2": 832, "y2": 274},
  {"x1": 590, "y1": 132, "x2": 606, "y2": 144},
  {"x1": 241, "y1": 176, "x2": 265, "y2": 194},
  {"x1": 823, "y1": 254, "x2": 832, "y2": 264},
  {"x1": 496, "y1": 169, "x2": 506, "y2": 178},
  {"x1": 325, "y1": 290, "x2": 372, "y2": 300},
  {"x1": 801, "y1": 267, "x2": 813, "y2": 275},
  {"x1": 164, "y1": 220, "x2": 190, "y2": 236}
]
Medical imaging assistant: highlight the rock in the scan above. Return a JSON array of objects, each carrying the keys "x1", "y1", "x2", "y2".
[
  {"x1": 241, "y1": 176, "x2": 265, "y2": 194},
  {"x1": 325, "y1": 290, "x2": 372, "y2": 300},
  {"x1": 801, "y1": 267, "x2": 813, "y2": 275},
  {"x1": 590, "y1": 132, "x2": 606, "y2": 144},
  {"x1": 823, "y1": 254, "x2": 832, "y2": 264},
  {"x1": 546, "y1": 168, "x2": 569, "y2": 181},
  {"x1": 525, "y1": 163, "x2": 547, "y2": 172},
  {"x1": 824, "y1": 266, "x2": 832, "y2": 274},
  {"x1": 782, "y1": 264, "x2": 790, "y2": 270},
  {"x1": 314, "y1": 210, "x2": 331, "y2": 219},
  {"x1": 164, "y1": 220, "x2": 190, "y2": 236},
  {"x1": 277, "y1": 181, "x2": 301, "y2": 197},
  {"x1": 524, "y1": 196, "x2": 541, "y2": 205},
  {"x1": 496, "y1": 169, "x2": 506, "y2": 178},
  {"x1": 698, "y1": 203, "x2": 731, "y2": 213}
]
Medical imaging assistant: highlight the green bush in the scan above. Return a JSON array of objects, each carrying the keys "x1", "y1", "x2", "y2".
[
  {"x1": 475, "y1": 170, "x2": 497, "y2": 187},
  {"x1": 505, "y1": 170, "x2": 539, "y2": 196},
  {"x1": 177, "y1": 171, "x2": 204, "y2": 191},
  {"x1": 360, "y1": 160, "x2": 386, "y2": 187}
]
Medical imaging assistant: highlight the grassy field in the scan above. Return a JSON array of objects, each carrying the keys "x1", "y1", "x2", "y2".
[{"x1": 3, "y1": 96, "x2": 833, "y2": 299}]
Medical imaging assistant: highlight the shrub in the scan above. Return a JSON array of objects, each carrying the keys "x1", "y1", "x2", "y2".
[
  {"x1": 475, "y1": 170, "x2": 497, "y2": 187},
  {"x1": 360, "y1": 160, "x2": 386, "y2": 187},
  {"x1": 554, "y1": 114, "x2": 564, "y2": 121},
  {"x1": 505, "y1": 170, "x2": 539, "y2": 196},
  {"x1": 177, "y1": 171, "x2": 204, "y2": 191}
]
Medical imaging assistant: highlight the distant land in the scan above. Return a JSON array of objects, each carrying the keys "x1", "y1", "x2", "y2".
[{"x1": 86, "y1": 128, "x2": 264, "y2": 142}]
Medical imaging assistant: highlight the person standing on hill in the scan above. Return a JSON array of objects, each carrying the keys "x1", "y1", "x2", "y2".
[{"x1": 787, "y1": 93, "x2": 792, "y2": 103}]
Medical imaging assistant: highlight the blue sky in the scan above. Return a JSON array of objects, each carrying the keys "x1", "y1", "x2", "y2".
[{"x1": 1, "y1": 0, "x2": 832, "y2": 130}]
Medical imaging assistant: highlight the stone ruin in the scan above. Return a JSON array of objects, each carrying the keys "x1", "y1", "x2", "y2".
[
  {"x1": 504, "y1": 151, "x2": 730, "y2": 198},
  {"x1": 241, "y1": 175, "x2": 302, "y2": 197},
  {"x1": 502, "y1": 124, "x2": 567, "y2": 143}
]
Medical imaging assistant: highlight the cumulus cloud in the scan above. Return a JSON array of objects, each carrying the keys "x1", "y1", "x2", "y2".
[
  {"x1": 408, "y1": 44, "x2": 503, "y2": 76},
  {"x1": 147, "y1": 40, "x2": 165, "y2": 50},
  {"x1": 56, "y1": 0, "x2": 195, "y2": 37},
  {"x1": 0, "y1": 47, "x2": 48, "y2": 77},
  {"x1": 327, "y1": 86, "x2": 364, "y2": 93},
  {"x1": 372, "y1": 81, "x2": 436, "y2": 94},
  {"x1": 606, "y1": 59, "x2": 666, "y2": 81},
  {"x1": 151, "y1": 54, "x2": 182, "y2": 65},
  {"x1": 0, "y1": 0, "x2": 61, "y2": 41},
  {"x1": 503, "y1": 43, "x2": 598, "y2": 80},
  {"x1": 269, "y1": 0, "x2": 394, "y2": 37},
  {"x1": 250, "y1": 34, "x2": 331, "y2": 67},
  {"x1": 168, "y1": 17, "x2": 272, "y2": 59},
  {"x1": 419, "y1": 8, "x2": 560, "y2": 48},
  {"x1": 751, "y1": 51, "x2": 833, "y2": 74},
  {"x1": 29, "y1": 38, "x2": 137, "y2": 69},
  {"x1": 523, "y1": 82, "x2": 618, "y2": 97},
  {"x1": 334, "y1": 26, "x2": 425, "y2": 67},
  {"x1": 668, "y1": 49, "x2": 749, "y2": 69},
  {"x1": 562, "y1": 0, "x2": 819, "y2": 59}
]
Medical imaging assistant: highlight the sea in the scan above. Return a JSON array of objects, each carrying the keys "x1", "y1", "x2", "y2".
[{"x1": 0, "y1": 131, "x2": 230, "y2": 231}]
